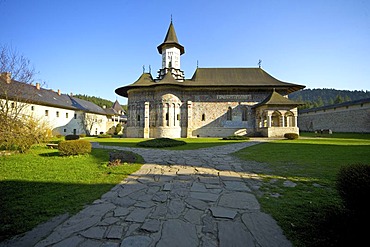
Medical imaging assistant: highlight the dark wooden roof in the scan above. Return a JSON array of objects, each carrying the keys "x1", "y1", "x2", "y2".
[
  {"x1": 157, "y1": 21, "x2": 185, "y2": 55},
  {"x1": 253, "y1": 90, "x2": 302, "y2": 108},
  {"x1": 0, "y1": 77, "x2": 107, "y2": 115},
  {"x1": 115, "y1": 68, "x2": 305, "y2": 97}
]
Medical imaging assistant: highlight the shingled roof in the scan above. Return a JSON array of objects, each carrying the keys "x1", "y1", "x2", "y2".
[
  {"x1": 253, "y1": 90, "x2": 302, "y2": 108},
  {"x1": 115, "y1": 68, "x2": 305, "y2": 97},
  {"x1": 0, "y1": 76, "x2": 107, "y2": 115},
  {"x1": 157, "y1": 21, "x2": 185, "y2": 55}
]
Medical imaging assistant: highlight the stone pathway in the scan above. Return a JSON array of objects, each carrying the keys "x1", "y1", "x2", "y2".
[{"x1": 2, "y1": 141, "x2": 292, "y2": 247}]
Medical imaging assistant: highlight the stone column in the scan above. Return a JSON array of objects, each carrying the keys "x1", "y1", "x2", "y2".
[
  {"x1": 187, "y1": 101, "x2": 192, "y2": 137},
  {"x1": 144, "y1": 102, "x2": 150, "y2": 138},
  {"x1": 267, "y1": 113, "x2": 272, "y2": 128}
]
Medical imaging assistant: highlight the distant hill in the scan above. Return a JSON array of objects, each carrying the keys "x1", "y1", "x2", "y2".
[
  {"x1": 290, "y1": 88, "x2": 370, "y2": 109},
  {"x1": 73, "y1": 94, "x2": 114, "y2": 108}
]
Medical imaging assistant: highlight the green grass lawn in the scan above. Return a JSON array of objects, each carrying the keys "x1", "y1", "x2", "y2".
[
  {"x1": 234, "y1": 135, "x2": 370, "y2": 247},
  {"x1": 91, "y1": 137, "x2": 249, "y2": 150},
  {"x1": 0, "y1": 146, "x2": 142, "y2": 241}
]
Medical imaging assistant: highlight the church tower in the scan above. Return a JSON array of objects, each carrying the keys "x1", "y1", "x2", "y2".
[{"x1": 156, "y1": 21, "x2": 185, "y2": 81}]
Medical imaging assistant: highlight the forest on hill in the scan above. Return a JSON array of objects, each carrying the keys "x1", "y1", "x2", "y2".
[
  {"x1": 73, "y1": 94, "x2": 114, "y2": 108},
  {"x1": 74, "y1": 94, "x2": 128, "y2": 112},
  {"x1": 290, "y1": 88, "x2": 370, "y2": 109}
]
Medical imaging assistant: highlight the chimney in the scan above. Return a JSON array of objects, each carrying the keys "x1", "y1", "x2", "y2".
[
  {"x1": 36, "y1": 83, "x2": 41, "y2": 90},
  {"x1": 1, "y1": 72, "x2": 11, "y2": 84},
  {"x1": 57, "y1": 89, "x2": 61, "y2": 95}
]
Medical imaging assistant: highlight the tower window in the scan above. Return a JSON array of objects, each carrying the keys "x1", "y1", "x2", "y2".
[
  {"x1": 56, "y1": 111, "x2": 59, "y2": 117},
  {"x1": 201, "y1": 114, "x2": 206, "y2": 121},
  {"x1": 242, "y1": 107, "x2": 248, "y2": 121},
  {"x1": 137, "y1": 115, "x2": 140, "y2": 122},
  {"x1": 66, "y1": 112, "x2": 69, "y2": 118},
  {"x1": 227, "y1": 107, "x2": 232, "y2": 121},
  {"x1": 31, "y1": 106, "x2": 35, "y2": 111},
  {"x1": 45, "y1": 110, "x2": 49, "y2": 116}
]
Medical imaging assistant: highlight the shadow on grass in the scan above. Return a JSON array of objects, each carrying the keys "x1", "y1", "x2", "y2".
[
  {"x1": 0, "y1": 180, "x2": 117, "y2": 242},
  {"x1": 289, "y1": 203, "x2": 369, "y2": 247}
]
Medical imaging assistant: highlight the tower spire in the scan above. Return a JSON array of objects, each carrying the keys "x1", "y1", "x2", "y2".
[{"x1": 156, "y1": 20, "x2": 185, "y2": 82}]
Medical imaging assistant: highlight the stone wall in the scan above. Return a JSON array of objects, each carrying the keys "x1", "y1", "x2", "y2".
[
  {"x1": 298, "y1": 101, "x2": 370, "y2": 133},
  {"x1": 125, "y1": 86, "x2": 301, "y2": 138}
]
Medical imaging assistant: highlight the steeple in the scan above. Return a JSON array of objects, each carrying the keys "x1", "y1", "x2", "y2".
[
  {"x1": 157, "y1": 21, "x2": 185, "y2": 55},
  {"x1": 156, "y1": 20, "x2": 185, "y2": 82}
]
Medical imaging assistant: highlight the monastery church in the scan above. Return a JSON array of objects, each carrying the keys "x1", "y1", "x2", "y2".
[{"x1": 115, "y1": 21, "x2": 305, "y2": 138}]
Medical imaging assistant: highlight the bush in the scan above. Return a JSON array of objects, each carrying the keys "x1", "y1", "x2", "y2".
[
  {"x1": 97, "y1": 134, "x2": 112, "y2": 138},
  {"x1": 65, "y1": 135, "x2": 80, "y2": 140},
  {"x1": 222, "y1": 135, "x2": 249, "y2": 140},
  {"x1": 0, "y1": 115, "x2": 51, "y2": 153},
  {"x1": 336, "y1": 164, "x2": 370, "y2": 214},
  {"x1": 114, "y1": 123, "x2": 122, "y2": 135},
  {"x1": 284, "y1": 133, "x2": 299, "y2": 140},
  {"x1": 137, "y1": 138, "x2": 186, "y2": 148},
  {"x1": 58, "y1": 140, "x2": 92, "y2": 156}
]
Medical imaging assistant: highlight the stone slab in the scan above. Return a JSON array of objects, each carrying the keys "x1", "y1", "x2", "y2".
[
  {"x1": 218, "y1": 221, "x2": 255, "y2": 247},
  {"x1": 190, "y1": 192, "x2": 219, "y2": 202},
  {"x1": 210, "y1": 207, "x2": 237, "y2": 219},
  {"x1": 156, "y1": 219, "x2": 199, "y2": 247},
  {"x1": 218, "y1": 192, "x2": 260, "y2": 210}
]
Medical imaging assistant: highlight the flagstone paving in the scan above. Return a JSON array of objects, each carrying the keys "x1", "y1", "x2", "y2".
[{"x1": 2, "y1": 140, "x2": 292, "y2": 247}]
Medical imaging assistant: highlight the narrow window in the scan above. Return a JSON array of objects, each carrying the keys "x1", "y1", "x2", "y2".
[
  {"x1": 201, "y1": 113, "x2": 206, "y2": 121},
  {"x1": 173, "y1": 103, "x2": 176, "y2": 126},
  {"x1": 137, "y1": 115, "x2": 140, "y2": 122},
  {"x1": 66, "y1": 112, "x2": 69, "y2": 118},
  {"x1": 31, "y1": 106, "x2": 35, "y2": 111},
  {"x1": 74, "y1": 113, "x2": 77, "y2": 119},
  {"x1": 73, "y1": 129, "x2": 76, "y2": 135},
  {"x1": 56, "y1": 111, "x2": 59, "y2": 117},
  {"x1": 63, "y1": 129, "x2": 66, "y2": 133},
  {"x1": 242, "y1": 107, "x2": 248, "y2": 121},
  {"x1": 11, "y1": 102, "x2": 15, "y2": 108},
  {"x1": 177, "y1": 114, "x2": 180, "y2": 121},
  {"x1": 227, "y1": 107, "x2": 232, "y2": 121},
  {"x1": 45, "y1": 110, "x2": 49, "y2": 116}
]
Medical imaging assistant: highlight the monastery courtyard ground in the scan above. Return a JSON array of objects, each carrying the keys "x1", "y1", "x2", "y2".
[{"x1": 2, "y1": 140, "x2": 292, "y2": 247}]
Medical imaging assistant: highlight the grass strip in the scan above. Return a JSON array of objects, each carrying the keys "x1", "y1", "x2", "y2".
[{"x1": 0, "y1": 146, "x2": 142, "y2": 241}]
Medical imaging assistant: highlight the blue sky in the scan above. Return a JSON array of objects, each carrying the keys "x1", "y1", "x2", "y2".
[{"x1": 1, "y1": 0, "x2": 369, "y2": 104}]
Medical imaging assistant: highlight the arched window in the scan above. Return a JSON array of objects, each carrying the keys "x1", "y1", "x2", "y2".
[
  {"x1": 201, "y1": 113, "x2": 206, "y2": 121},
  {"x1": 284, "y1": 111, "x2": 295, "y2": 127},
  {"x1": 165, "y1": 103, "x2": 170, "y2": 126},
  {"x1": 271, "y1": 111, "x2": 282, "y2": 127},
  {"x1": 242, "y1": 107, "x2": 248, "y2": 121}
]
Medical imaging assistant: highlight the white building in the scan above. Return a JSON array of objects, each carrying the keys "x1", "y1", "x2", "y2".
[{"x1": 0, "y1": 72, "x2": 111, "y2": 136}]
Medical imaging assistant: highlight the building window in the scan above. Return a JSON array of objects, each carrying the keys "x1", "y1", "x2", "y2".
[
  {"x1": 74, "y1": 113, "x2": 77, "y2": 119},
  {"x1": 201, "y1": 113, "x2": 206, "y2": 121},
  {"x1": 95, "y1": 128, "x2": 98, "y2": 135},
  {"x1": 73, "y1": 129, "x2": 76, "y2": 135},
  {"x1": 242, "y1": 107, "x2": 248, "y2": 121},
  {"x1": 11, "y1": 102, "x2": 15, "y2": 108},
  {"x1": 227, "y1": 107, "x2": 232, "y2": 121},
  {"x1": 63, "y1": 129, "x2": 66, "y2": 133},
  {"x1": 177, "y1": 114, "x2": 180, "y2": 121},
  {"x1": 137, "y1": 115, "x2": 140, "y2": 122},
  {"x1": 31, "y1": 106, "x2": 35, "y2": 111},
  {"x1": 45, "y1": 110, "x2": 49, "y2": 116},
  {"x1": 66, "y1": 112, "x2": 69, "y2": 118},
  {"x1": 56, "y1": 111, "x2": 59, "y2": 117}
]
